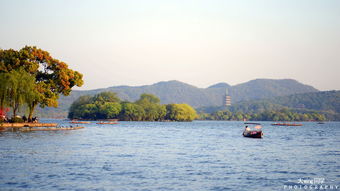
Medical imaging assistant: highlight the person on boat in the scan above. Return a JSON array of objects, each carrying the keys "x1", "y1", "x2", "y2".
[{"x1": 245, "y1": 126, "x2": 250, "y2": 131}]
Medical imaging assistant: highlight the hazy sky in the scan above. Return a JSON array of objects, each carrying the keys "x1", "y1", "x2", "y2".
[{"x1": 1, "y1": 0, "x2": 339, "y2": 90}]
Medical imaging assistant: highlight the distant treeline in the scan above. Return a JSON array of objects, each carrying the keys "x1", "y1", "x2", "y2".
[
  {"x1": 198, "y1": 109, "x2": 326, "y2": 121},
  {"x1": 197, "y1": 92, "x2": 339, "y2": 121},
  {"x1": 69, "y1": 91, "x2": 330, "y2": 122},
  {"x1": 68, "y1": 92, "x2": 197, "y2": 122}
]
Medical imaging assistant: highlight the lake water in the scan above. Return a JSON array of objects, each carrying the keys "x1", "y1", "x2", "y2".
[{"x1": 0, "y1": 120, "x2": 339, "y2": 191}]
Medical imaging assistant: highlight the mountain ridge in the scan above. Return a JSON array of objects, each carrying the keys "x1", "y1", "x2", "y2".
[
  {"x1": 199, "y1": 90, "x2": 340, "y2": 120},
  {"x1": 36, "y1": 78, "x2": 319, "y2": 118}
]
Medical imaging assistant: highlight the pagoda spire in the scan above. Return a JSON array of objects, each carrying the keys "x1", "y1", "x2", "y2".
[{"x1": 224, "y1": 88, "x2": 231, "y2": 106}]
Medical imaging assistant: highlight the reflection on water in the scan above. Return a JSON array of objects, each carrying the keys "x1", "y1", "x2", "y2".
[{"x1": 0, "y1": 120, "x2": 339, "y2": 190}]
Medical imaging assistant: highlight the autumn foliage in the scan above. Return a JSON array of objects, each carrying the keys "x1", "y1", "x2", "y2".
[{"x1": 0, "y1": 46, "x2": 83, "y2": 120}]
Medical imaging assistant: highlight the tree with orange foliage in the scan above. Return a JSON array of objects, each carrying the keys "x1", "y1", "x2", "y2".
[{"x1": 0, "y1": 46, "x2": 83, "y2": 120}]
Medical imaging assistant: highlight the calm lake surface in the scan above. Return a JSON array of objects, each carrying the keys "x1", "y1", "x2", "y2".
[{"x1": 0, "y1": 120, "x2": 339, "y2": 191}]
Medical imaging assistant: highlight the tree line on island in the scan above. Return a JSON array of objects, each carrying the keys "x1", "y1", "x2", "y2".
[
  {"x1": 69, "y1": 91, "x2": 327, "y2": 122},
  {"x1": 0, "y1": 46, "x2": 83, "y2": 122},
  {"x1": 199, "y1": 109, "x2": 326, "y2": 121},
  {"x1": 198, "y1": 99, "x2": 328, "y2": 121},
  {"x1": 68, "y1": 92, "x2": 197, "y2": 122}
]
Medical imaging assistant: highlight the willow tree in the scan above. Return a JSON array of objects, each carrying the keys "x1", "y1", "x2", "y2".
[
  {"x1": 135, "y1": 94, "x2": 166, "y2": 121},
  {"x1": 0, "y1": 49, "x2": 21, "y2": 112},
  {"x1": 0, "y1": 46, "x2": 84, "y2": 120},
  {"x1": 68, "y1": 92, "x2": 121, "y2": 120},
  {"x1": 0, "y1": 72, "x2": 10, "y2": 112},
  {"x1": 119, "y1": 102, "x2": 145, "y2": 121},
  {"x1": 165, "y1": 104, "x2": 197, "y2": 121},
  {"x1": 7, "y1": 68, "x2": 36, "y2": 117}
]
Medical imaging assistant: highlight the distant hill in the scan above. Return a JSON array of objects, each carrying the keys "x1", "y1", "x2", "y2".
[
  {"x1": 268, "y1": 90, "x2": 340, "y2": 114},
  {"x1": 230, "y1": 79, "x2": 317, "y2": 102},
  {"x1": 36, "y1": 79, "x2": 319, "y2": 118},
  {"x1": 208, "y1": 82, "x2": 231, "y2": 89}
]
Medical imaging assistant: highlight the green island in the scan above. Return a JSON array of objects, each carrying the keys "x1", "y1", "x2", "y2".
[
  {"x1": 68, "y1": 91, "x2": 326, "y2": 122},
  {"x1": 68, "y1": 92, "x2": 197, "y2": 122},
  {"x1": 198, "y1": 108, "x2": 326, "y2": 121}
]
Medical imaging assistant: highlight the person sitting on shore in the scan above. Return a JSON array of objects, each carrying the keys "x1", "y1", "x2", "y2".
[
  {"x1": 32, "y1": 117, "x2": 38, "y2": 123},
  {"x1": 22, "y1": 115, "x2": 27, "y2": 122}
]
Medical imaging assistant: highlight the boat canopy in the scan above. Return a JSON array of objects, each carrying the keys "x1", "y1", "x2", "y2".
[{"x1": 244, "y1": 123, "x2": 262, "y2": 131}]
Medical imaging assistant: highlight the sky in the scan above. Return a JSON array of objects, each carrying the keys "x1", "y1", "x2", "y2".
[{"x1": 0, "y1": 0, "x2": 339, "y2": 90}]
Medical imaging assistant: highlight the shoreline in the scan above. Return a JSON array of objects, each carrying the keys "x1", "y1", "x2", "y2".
[{"x1": 0, "y1": 123, "x2": 58, "y2": 128}]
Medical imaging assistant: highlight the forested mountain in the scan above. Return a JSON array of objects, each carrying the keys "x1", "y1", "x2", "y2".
[
  {"x1": 36, "y1": 79, "x2": 320, "y2": 118},
  {"x1": 199, "y1": 90, "x2": 340, "y2": 120},
  {"x1": 234, "y1": 90, "x2": 339, "y2": 113},
  {"x1": 268, "y1": 90, "x2": 340, "y2": 113},
  {"x1": 230, "y1": 79, "x2": 317, "y2": 102}
]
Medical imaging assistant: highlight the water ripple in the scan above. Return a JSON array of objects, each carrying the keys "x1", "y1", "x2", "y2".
[{"x1": 0, "y1": 120, "x2": 339, "y2": 190}]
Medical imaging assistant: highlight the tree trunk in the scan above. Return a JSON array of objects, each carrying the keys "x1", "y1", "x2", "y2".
[
  {"x1": 12, "y1": 103, "x2": 19, "y2": 119},
  {"x1": 28, "y1": 102, "x2": 37, "y2": 121},
  {"x1": 0, "y1": 95, "x2": 4, "y2": 112}
]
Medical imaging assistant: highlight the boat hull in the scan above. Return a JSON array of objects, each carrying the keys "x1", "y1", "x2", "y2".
[
  {"x1": 70, "y1": 121, "x2": 91, "y2": 124},
  {"x1": 243, "y1": 130, "x2": 263, "y2": 138},
  {"x1": 271, "y1": 123, "x2": 302, "y2": 126},
  {"x1": 96, "y1": 122, "x2": 118, "y2": 124}
]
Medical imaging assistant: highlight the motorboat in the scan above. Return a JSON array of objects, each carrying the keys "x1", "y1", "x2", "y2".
[{"x1": 243, "y1": 123, "x2": 263, "y2": 138}]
